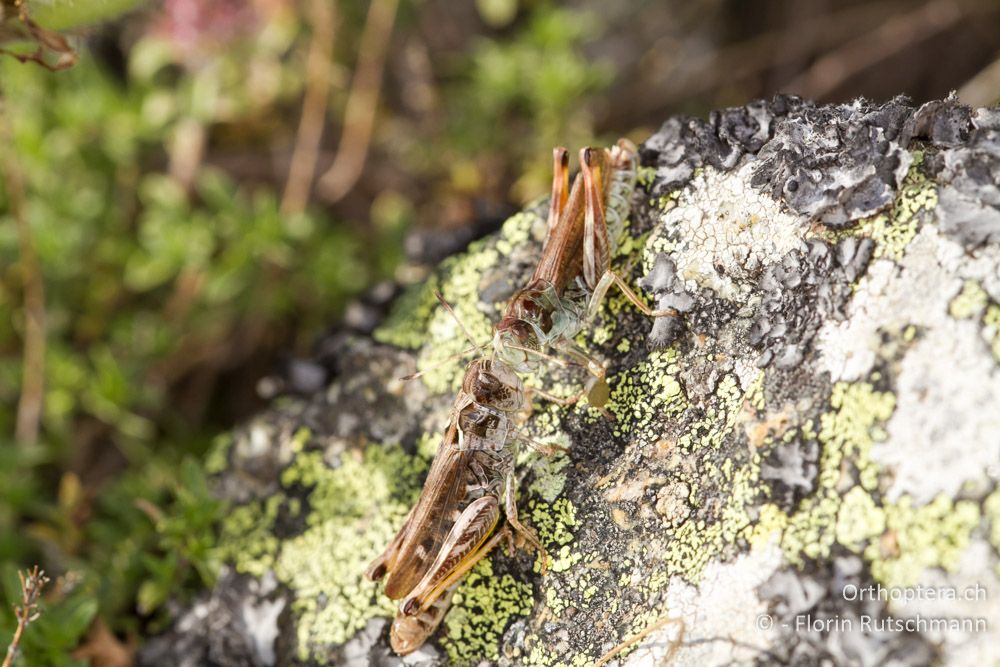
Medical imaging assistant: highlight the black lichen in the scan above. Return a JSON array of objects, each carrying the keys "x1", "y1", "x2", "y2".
[
  {"x1": 640, "y1": 252, "x2": 694, "y2": 347},
  {"x1": 750, "y1": 97, "x2": 916, "y2": 227},
  {"x1": 750, "y1": 238, "x2": 874, "y2": 369},
  {"x1": 639, "y1": 96, "x2": 808, "y2": 196},
  {"x1": 906, "y1": 94, "x2": 972, "y2": 147},
  {"x1": 925, "y1": 105, "x2": 1000, "y2": 249}
]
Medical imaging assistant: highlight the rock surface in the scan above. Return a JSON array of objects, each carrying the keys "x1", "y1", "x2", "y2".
[{"x1": 141, "y1": 95, "x2": 1000, "y2": 667}]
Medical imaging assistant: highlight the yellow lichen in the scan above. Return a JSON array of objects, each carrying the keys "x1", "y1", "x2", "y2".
[
  {"x1": 867, "y1": 495, "x2": 980, "y2": 587},
  {"x1": 984, "y1": 304, "x2": 1000, "y2": 363},
  {"x1": 949, "y1": 280, "x2": 988, "y2": 320},
  {"x1": 217, "y1": 441, "x2": 427, "y2": 663},
  {"x1": 442, "y1": 556, "x2": 534, "y2": 665},
  {"x1": 781, "y1": 382, "x2": 895, "y2": 564},
  {"x1": 215, "y1": 495, "x2": 283, "y2": 577},
  {"x1": 608, "y1": 348, "x2": 684, "y2": 446},
  {"x1": 855, "y1": 153, "x2": 937, "y2": 260}
]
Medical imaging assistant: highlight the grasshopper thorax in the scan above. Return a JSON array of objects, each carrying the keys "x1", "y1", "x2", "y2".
[{"x1": 461, "y1": 358, "x2": 524, "y2": 412}]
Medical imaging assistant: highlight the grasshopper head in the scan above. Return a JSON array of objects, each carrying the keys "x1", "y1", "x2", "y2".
[{"x1": 390, "y1": 614, "x2": 431, "y2": 655}]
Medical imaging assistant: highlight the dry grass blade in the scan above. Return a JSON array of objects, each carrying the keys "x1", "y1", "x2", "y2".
[
  {"x1": 594, "y1": 616, "x2": 685, "y2": 667},
  {"x1": 281, "y1": 0, "x2": 338, "y2": 215},
  {"x1": 2, "y1": 566, "x2": 50, "y2": 667},
  {"x1": 0, "y1": 91, "x2": 46, "y2": 446},
  {"x1": 317, "y1": 0, "x2": 399, "y2": 203},
  {"x1": 958, "y1": 55, "x2": 1000, "y2": 107}
]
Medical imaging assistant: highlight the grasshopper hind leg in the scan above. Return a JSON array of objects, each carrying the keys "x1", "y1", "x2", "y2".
[
  {"x1": 504, "y1": 469, "x2": 549, "y2": 574},
  {"x1": 586, "y1": 269, "x2": 680, "y2": 322},
  {"x1": 365, "y1": 504, "x2": 417, "y2": 582},
  {"x1": 390, "y1": 582, "x2": 459, "y2": 656}
]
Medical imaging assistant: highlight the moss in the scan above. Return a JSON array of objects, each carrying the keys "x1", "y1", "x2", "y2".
[
  {"x1": 204, "y1": 432, "x2": 233, "y2": 475},
  {"x1": 855, "y1": 153, "x2": 937, "y2": 260},
  {"x1": 440, "y1": 556, "x2": 535, "y2": 666}
]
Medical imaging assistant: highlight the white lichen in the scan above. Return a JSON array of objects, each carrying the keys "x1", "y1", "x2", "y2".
[
  {"x1": 628, "y1": 540, "x2": 784, "y2": 666},
  {"x1": 816, "y1": 225, "x2": 1000, "y2": 503},
  {"x1": 651, "y1": 163, "x2": 806, "y2": 302}
]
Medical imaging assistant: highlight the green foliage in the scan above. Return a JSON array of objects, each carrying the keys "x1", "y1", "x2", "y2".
[
  {"x1": 0, "y1": 564, "x2": 95, "y2": 667},
  {"x1": 447, "y1": 4, "x2": 613, "y2": 199},
  {"x1": 0, "y1": 0, "x2": 617, "y2": 660},
  {"x1": 0, "y1": 22, "x2": 373, "y2": 662},
  {"x1": 28, "y1": 0, "x2": 145, "y2": 31}
]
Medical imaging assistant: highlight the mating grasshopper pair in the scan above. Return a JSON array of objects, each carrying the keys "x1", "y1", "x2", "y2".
[{"x1": 366, "y1": 140, "x2": 677, "y2": 654}]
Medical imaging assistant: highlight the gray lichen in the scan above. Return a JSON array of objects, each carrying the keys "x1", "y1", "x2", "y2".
[
  {"x1": 750, "y1": 237, "x2": 873, "y2": 369},
  {"x1": 926, "y1": 105, "x2": 1000, "y2": 249},
  {"x1": 639, "y1": 252, "x2": 693, "y2": 347},
  {"x1": 750, "y1": 97, "x2": 916, "y2": 226}
]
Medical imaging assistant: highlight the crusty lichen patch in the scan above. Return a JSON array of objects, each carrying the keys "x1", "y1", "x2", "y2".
[
  {"x1": 854, "y1": 152, "x2": 938, "y2": 261},
  {"x1": 985, "y1": 488, "x2": 1000, "y2": 575},
  {"x1": 442, "y1": 557, "x2": 534, "y2": 665},
  {"x1": 607, "y1": 347, "x2": 684, "y2": 446},
  {"x1": 646, "y1": 162, "x2": 806, "y2": 301},
  {"x1": 275, "y1": 444, "x2": 428, "y2": 660},
  {"x1": 215, "y1": 495, "x2": 283, "y2": 578},
  {"x1": 984, "y1": 304, "x2": 1000, "y2": 363},
  {"x1": 949, "y1": 280, "x2": 989, "y2": 320},
  {"x1": 866, "y1": 495, "x2": 980, "y2": 588},
  {"x1": 172, "y1": 99, "x2": 1000, "y2": 667},
  {"x1": 375, "y1": 209, "x2": 541, "y2": 393},
  {"x1": 215, "y1": 434, "x2": 428, "y2": 663},
  {"x1": 779, "y1": 381, "x2": 894, "y2": 564}
]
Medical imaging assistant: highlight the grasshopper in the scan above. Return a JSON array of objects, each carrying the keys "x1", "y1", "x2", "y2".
[
  {"x1": 366, "y1": 357, "x2": 541, "y2": 654},
  {"x1": 493, "y1": 140, "x2": 678, "y2": 406},
  {"x1": 367, "y1": 141, "x2": 679, "y2": 654}
]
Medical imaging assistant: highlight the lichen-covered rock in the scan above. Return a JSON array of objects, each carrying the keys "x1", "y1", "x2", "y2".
[{"x1": 141, "y1": 96, "x2": 1000, "y2": 667}]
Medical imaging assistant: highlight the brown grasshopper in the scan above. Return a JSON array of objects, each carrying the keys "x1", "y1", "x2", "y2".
[
  {"x1": 493, "y1": 140, "x2": 678, "y2": 406},
  {"x1": 366, "y1": 357, "x2": 541, "y2": 654},
  {"x1": 367, "y1": 141, "x2": 679, "y2": 654}
]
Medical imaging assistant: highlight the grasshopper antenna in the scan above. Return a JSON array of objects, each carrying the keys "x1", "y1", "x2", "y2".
[
  {"x1": 400, "y1": 345, "x2": 480, "y2": 382},
  {"x1": 434, "y1": 291, "x2": 484, "y2": 350},
  {"x1": 501, "y1": 343, "x2": 584, "y2": 370},
  {"x1": 399, "y1": 292, "x2": 487, "y2": 382}
]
